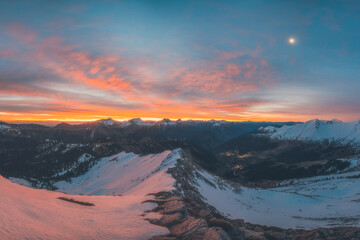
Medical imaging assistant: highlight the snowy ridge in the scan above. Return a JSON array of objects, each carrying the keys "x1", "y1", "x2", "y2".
[
  {"x1": 0, "y1": 175, "x2": 169, "y2": 240},
  {"x1": 4, "y1": 147, "x2": 360, "y2": 234},
  {"x1": 85, "y1": 117, "x2": 252, "y2": 128},
  {"x1": 0, "y1": 125, "x2": 11, "y2": 131},
  {"x1": 189, "y1": 166, "x2": 360, "y2": 229},
  {"x1": 0, "y1": 125, "x2": 19, "y2": 134},
  {"x1": 96, "y1": 118, "x2": 117, "y2": 126},
  {"x1": 0, "y1": 149, "x2": 183, "y2": 239},
  {"x1": 260, "y1": 119, "x2": 360, "y2": 145},
  {"x1": 55, "y1": 149, "x2": 182, "y2": 195}
]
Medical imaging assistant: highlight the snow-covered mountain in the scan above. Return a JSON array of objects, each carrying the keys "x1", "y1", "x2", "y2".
[
  {"x1": 55, "y1": 149, "x2": 181, "y2": 195},
  {"x1": 10, "y1": 148, "x2": 360, "y2": 230},
  {"x1": 1, "y1": 150, "x2": 184, "y2": 240},
  {"x1": 85, "y1": 117, "x2": 286, "y2": 128},
  {"x1": 260, "y1": 119, "x2": 360, "y2": 146},
  {"x1": 0, "y1": 174, "x2": 170, "y2": 239},
  {"x1": 0, "y1": 124, "x2": 20, "y2": 134},
  {"x1": 186, "y1": 163, "x2": 360, "y2": 229},
  {"x1": 2, "y1": 118, "x2": 360, "y2": 238},
  {"x1": 96, "y1": 118, "x2": 118, "y2": 126}
]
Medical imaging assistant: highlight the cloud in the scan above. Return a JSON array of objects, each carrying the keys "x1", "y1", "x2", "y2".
[
  {"x1": 0, "y1": 5, "x2": 358, "y2": 124},
  {"x1": 5, "y1": 23, "x2": 37, "y2": 43}
]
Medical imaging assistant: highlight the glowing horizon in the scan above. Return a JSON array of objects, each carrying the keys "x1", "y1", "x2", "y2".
[{"x1": 0, "y1": 1, "x2": 359, "y2": 123}]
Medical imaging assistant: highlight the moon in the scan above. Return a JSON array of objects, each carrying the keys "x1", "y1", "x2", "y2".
[{"x1": 288, "y1": 37, "x2": 296, "y2": 45}]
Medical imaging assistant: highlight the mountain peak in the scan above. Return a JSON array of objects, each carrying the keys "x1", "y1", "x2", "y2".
[
  {"x1": 265, "y1": 119, "x2": 360, "y2": 145},
  {"x1": 161, "y1": 118, "x2": 171, "y2": 123},
  {"x1": 159, "y1": 118, "x2": 176, "y2": 126},
  {"x1": 97, "y1": 118, "x2": 117, "y2": 126},
  {"x1": 54, "y1": 122, "x2": 72, "y2": 128},
  {"x1": 129, "y1": 118, "x2": 143, "y2": 124}
]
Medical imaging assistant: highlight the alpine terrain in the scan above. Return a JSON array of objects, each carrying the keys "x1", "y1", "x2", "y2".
[{"x1": 0, "y1": 118, "x2": 360, "y2": 239}]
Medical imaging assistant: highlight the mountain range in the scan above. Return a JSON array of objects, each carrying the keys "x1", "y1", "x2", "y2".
[{"x1": 0, "y1": 118, "x2": 359, "y2": 239}]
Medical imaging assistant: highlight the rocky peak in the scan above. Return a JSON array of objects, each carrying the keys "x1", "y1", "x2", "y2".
[{"x1": 97, "y1": 118, "x2": 117, "y2": 126}]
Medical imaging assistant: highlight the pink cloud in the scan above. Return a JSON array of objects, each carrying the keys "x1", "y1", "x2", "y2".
[
  {"x1": 5, "y1": 23, "x2": 37, "y2": 43},
  {"x1": 0, "y1": 25, "x2": 279, "y2": 121}
]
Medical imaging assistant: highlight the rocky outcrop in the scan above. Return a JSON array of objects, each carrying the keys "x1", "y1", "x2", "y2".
[
  {"x1": 169, "y1": 217, "x2": 208, "y2": 239},
  {"x1": 147, "y1": 192, "x2": 232, "y2": 240},
  {"x1": 147, "y1": 191, "x2": 360, "y2": 240},
  {"x1": 204, "y1": 227, "x2": 231, "y2": 240}
]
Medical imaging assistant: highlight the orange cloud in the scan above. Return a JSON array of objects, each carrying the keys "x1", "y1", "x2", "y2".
[{"x1": 1, "y1": 23, "x2": 322, "y2": 124}]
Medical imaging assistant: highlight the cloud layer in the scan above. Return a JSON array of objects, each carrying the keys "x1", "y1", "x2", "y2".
[{"x1": 0, "y1": 1, "x2": 359, "y2": 123}]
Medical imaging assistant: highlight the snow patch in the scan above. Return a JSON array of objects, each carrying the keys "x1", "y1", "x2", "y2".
[
  {"x1": 0, "y1": 125, "x2": 19, "y2": 134},
  {"x1": 0, "y1": 149, "x2": 183, "y2": 239},
  {"x1": 260, "y1": 119, "x2": 360, "y2": 146},
  {"x1": 0, "y1": 175, "x2": 169, "y2": 239},
  {"x1": 0, "y1": 125, "x2": 11, "y2": 131},
  {"x1": 8, "y1": 177, "x2": 32, "y2": 187},
  {"x1": 97, "y1": 118, "x2": 118, "y2": 126},
  {"x1": 55, "y1": 149, "x2": 181, "y2": 195},
  {"x1": 192, "y1": 168, "x2": 360, "y2": 229}
]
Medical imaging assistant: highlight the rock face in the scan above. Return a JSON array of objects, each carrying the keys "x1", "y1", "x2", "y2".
[
  {"x1": 148, "y1": 192, "x2": 360, "y2": 240},
  {"x1": 148, "y1": 192, "x2": 246, "y2": 240},
  {"x1": 203, "y1": 227, "x2": 231, "y2": 240},
  {"x1": 162, "y1": 199, "x2": 188, "y2": 215},
  {"x1": 170, "y1": 217, "x2": 208, "y2": 239}
]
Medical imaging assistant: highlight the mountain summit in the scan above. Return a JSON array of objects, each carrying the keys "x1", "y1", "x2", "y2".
[
  {"x1": 261, "y1": 119, "x2": 360, "y2": 145},
  {"x1": 96, "y1": 118, "x2": 118, "y2": 126}
]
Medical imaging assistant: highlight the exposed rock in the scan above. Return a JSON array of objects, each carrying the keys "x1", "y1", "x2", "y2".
[
  {"x1": 158, "y1": 212, "x2": 187, "y2": 226},
  {"x1": 230, "y1": 219, "x2": 245, "y2": 227},
  {"x1": 203, "y1": 227, "x2": 231, "y2": 240},
  {"x1": 151, "y1": 237, "x2": 178, "y2": 240},
  {"x1": 149, "y1": 191, "x2": 360, "y2": 240},
  {"x1": 162, "y1": 200, "x2": 188, "y2": 215},
  {"x1": 244, "y1": 229, "x2": 265, "y2": 240},
  {"x1": 170, "y1": 217, "x2": 208, "y2": 239},
  {"x1": 197, "y1": 209, "x2": 212, "y2": 219},
  {"x1": 264, "y1": 231, "x2": 287, "y2": 240},
  {"x1": 165, "y1": 196, "x2": 183, "y2": 202},
  {"x1": 208, "y1": 217, "x2": 245, "y2": 238}
]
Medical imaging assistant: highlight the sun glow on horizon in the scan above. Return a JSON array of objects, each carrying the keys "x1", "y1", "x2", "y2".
[
  {"x1": 0, "y1": 112, "x2": 353, "y2": 126},
  {"x1": 0, "y1": 2, "x2": 358, "y2": 125}
]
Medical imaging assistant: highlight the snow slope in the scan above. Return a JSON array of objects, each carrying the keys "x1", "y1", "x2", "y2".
[
  {"x1": 192, "y1": 168, "x2": 360, "y2": 229},
  {"x1": 90, "y1": 117, "x2": 257, "y2": 128},
  {"x1": 1, "y1": 149, "x2": 182, "y2": 240},
  {"x1": 97, "y1": 118, "x2": 118, "y2": 126},
  {"x1": 261, "y1": 119, "x2": 360, "y2": 145},
  {"x1": 0, "y1": 175, "x2": 169, "y2": 240},
  {"x1": 55, "y1": 149, "x2": 181, "y2": 195},
  {"x1": 0, "y1": 124, "x2": 19, "y2": 134},
  {"x1": 0, "y1": 125, "x2": 11, "y2": 131},
  {"x1": 4, "y1": 146, "x2": 360, "y2": 235}
]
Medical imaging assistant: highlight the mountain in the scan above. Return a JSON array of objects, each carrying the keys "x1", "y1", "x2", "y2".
[
  {"x1": 260, "y1": 119, "x2": 360, "y2": 146},
  {"x1": 6, "y1": 149, "x2": 360, "y2": 239},
  {"x1": 0, "y1": 124, "x2": 20, "y2": 135},
  {"x1": 51, "y1": 148, "x2": 360, "y2": 231},
  {"x1": 213, "y1": 119, "x2": 360, "y2": 185},
  {"x1": 1, "y1": 118, "x2": 293, "y2": 150},
  {"x1": 172, "y1": 154, "x2": 360, "y2": 229},
  {"x1": 54, "y1": 149, "x2": 181, "y2": 195},
  {"x1": 0, "y1": 150, "x2": 176, "y2": 239},
  {"x1": 1, "y1": 118, "x2": 360, "y2": 239},
  {"x1": 96, "y1": 118, "x2": 118, "y2": 126}
]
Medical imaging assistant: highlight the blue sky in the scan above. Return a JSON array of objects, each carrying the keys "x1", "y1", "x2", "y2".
[{"x1": 0, "y1": 0, "x2": 359, "y2": 122}]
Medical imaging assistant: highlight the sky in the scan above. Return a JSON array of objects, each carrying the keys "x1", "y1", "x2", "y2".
[{"x1": 0, "y1": 0, "x2": 359, "y2": 123}]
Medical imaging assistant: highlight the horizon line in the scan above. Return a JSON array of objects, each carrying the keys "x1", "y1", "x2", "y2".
[{"x1": 2, "y1": 117, "x2": 358, "y2": 127}]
